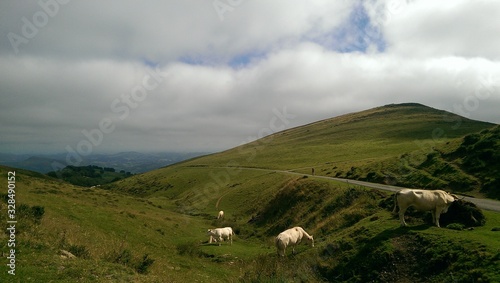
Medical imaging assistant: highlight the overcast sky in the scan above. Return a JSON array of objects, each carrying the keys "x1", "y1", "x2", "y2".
[{"x1": 1, "y1": 0, "x2": 499, "y2": 156}]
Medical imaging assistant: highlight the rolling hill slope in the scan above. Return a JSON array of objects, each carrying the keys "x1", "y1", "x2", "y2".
[
  {"x1": 2, "y1": 103, "x2": 499, "y2": 282},
  {"x1": 181, "y1": 103, "x2": 494, "y2": 171},
  {"x1": 114, "y1": 103, "x2": 496, "y2": 198}
]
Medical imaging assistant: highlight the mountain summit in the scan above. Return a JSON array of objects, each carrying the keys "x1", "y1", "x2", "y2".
[{"x1": 182, "y1": 103, "x2": 494, "y2": 172}]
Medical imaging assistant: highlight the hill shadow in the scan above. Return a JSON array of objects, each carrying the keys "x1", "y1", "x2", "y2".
[{"x1": 319, "y1": 224, "x2": 433, "y2": 282}]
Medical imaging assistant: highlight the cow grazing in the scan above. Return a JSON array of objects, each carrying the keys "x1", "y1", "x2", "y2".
[
  {"x1": 207, "y1": 227, "x2": 234, "y2": 246},
  {"x1": 217, "y1": 210, "x2": 224, "y2": 219},
  {"x1": 275, "y1": 227, "x2": 314, "y2": 257},
  {"x1": 393, "y1": 189, "x2": 457, "y2": 228}
]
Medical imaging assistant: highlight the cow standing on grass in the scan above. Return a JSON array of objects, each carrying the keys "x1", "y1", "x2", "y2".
[
  {"x1": 207, "y1": 227, "x2": 234, "y2": 246},
  {"x1": 275, "y1": 227, "x2": 314, "y2": 257},
  {"x1": 217, "y1": 210, "x2": 224, "y2": 220},
  {"x1": 393, "y1": 189, "x2": 458, "y2": 228}
]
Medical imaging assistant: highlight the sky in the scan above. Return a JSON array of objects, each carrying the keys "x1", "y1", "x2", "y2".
[{"x1": 0, "y1": 0, "x2": 499, "y2": 156}]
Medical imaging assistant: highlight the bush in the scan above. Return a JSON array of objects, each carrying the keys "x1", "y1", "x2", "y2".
[
  {"x1": 15, "y1": 204, "x2": 45, "y2": 224},
  {"x1": 32, "y1": 205, "x2": 45, "y2": 223},
  {"x1": 104, "y1": 246, "x2": 155, "y2": 274},
  {"x1": 107, "y1": 248, "x2": 133, "y2": 265},
  {"x1": 136, "y1": 254, "x2": 155, "y2": 274},
  {"x1": 176, "y1": 241, "x2": 206, "y2": 257},
  {"x1": 438, "y1": 200, "x2": 486, "y2": 227},
  {"x1": 68, "y1": 244, "x2": 91, "y2": 259}
]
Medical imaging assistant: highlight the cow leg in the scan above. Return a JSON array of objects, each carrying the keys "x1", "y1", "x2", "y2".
[
  {"x1": 431, "y1": 210, "x2": 436, "y2": 225},
  {"x1": 278, "y1": 246, "x2": 286, "y2": 257},
  {"x1": 392, "y1": 194, "x2": 399, "y2": 214},
  {"x1": 435, "y1": 209, "x2": 442, "y2": 228},
  {"x1": 399, "y1": 206, "x2": 408, "y2": 226},
  {"x1": 229, "y1": 235, "x2": 232, "y2": 245}
]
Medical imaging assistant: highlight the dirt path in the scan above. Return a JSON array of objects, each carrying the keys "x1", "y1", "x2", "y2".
[{"x1": 215, "y1": 190, "x2": 232, "y2": 209}]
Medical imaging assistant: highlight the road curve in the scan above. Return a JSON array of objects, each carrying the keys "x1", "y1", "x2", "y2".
[{"x1": 208, "y1": 166, "x2": 500, "y2": 212}]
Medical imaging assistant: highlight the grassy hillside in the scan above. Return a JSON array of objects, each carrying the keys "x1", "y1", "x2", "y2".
[
  {"x1": 2, "y1": 103, "x2": 499, "y2": 282},
  {"x1": 1, "y1": 165, "x2": 268, "y2": 282},
  {"x1": 2, "y1": 165, "x2": 500, "y2": 282},
  {"x1": 118, "y1": 103, "x2": 496, "y2": 198},
  {"x1": 344, "y1": 125, "x2": 500, "y2": 198},
  {"x1": 180, "y1": 103, "x2": 494, "y2": 170}
]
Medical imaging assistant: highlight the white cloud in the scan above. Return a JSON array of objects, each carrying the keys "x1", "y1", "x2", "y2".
[
  {"x1": 0, "y1": 1, "x2": 499, "y2": 155},
  {"x1": 380, "y1": 0, "x2": 500, "y2": 60}
]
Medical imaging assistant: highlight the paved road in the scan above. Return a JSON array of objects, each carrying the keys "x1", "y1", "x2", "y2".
[
  {"x1": 215, "y1": 166, "x2": 500, "y2": 212},
  {"x1": 328, "y1": 177, "x2": 500, "y2": 212}
]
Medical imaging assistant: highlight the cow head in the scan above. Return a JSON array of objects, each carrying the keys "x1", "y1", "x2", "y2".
[
  {"x1": 307, "y1": 235, "x2": 314, "y2": 247},
  {"x1": 443, "y1": 193, "x2": 460, "y2": 213}
]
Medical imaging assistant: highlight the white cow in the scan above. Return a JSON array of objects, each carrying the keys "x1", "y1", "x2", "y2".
[
  {"x1": 217, "y1": 210, "x2": 224, "y2": 219},
  {"x1": 207, "y1": 227, "x2": 234, "y2": 246},
  {"x1": 393, "y1": 189, "x2": 457, "y2": 228},
  {"x1": 275, "y1": 227, "x2": 314, "y2": 257}
]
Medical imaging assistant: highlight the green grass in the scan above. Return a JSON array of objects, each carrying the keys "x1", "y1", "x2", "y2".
[
  {"x1": 175, "y1": 104, "x2": 496, "y2": 199},
  {"x1": 2, "y1": 164, "x2": 500, "y2": 282},
  {"x1": 181, "y1": 104, "x2": 493, "y2": 170},
  {"x1": 1, "y1": 103, "x2": 499, "y2": 282}
]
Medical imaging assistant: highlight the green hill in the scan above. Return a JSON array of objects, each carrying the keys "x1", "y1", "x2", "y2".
[
  {"x1": 348, "y1": 124, "x2": 500, "y2": 198},
  {"x1": 115, "y1": 103, "x2": 496, "y2": 198},
  {"x1": 181, "y1": 103, "x2": 493, "y2": 169},
  {"x1": 2, "y1": 103, "x2": 499, "y2": 282}
]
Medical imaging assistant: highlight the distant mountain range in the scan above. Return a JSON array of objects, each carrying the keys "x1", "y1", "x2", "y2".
[{"x1": 0, "y1": 151, "x2": 207, "y2": 174}]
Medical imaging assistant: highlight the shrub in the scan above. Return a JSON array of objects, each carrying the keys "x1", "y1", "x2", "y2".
[
  {"x1": 135, "y1": 254, "x2": 155, "y2": 274},
  {"x1": 438, "y1": 200, "x2": 486, "y2": 227},
  {"x1": 107, "y1": 248, "x2": 133, "y2": 265},
  {"x1": 32, "y1": 205, "x2": 45, "y2": 223},
  {"x1": 104, "y1": 246, "x2": 155, "y2": 274},
  {"x1": 68, "y1": 244, "x2": 91, "y2": 259},
  {"x1": 176, "y1": 241, "x2": 206, "y2": 257},
  {"x1": 10, "y1": 204, "x2": 45, "y2": 232}
]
